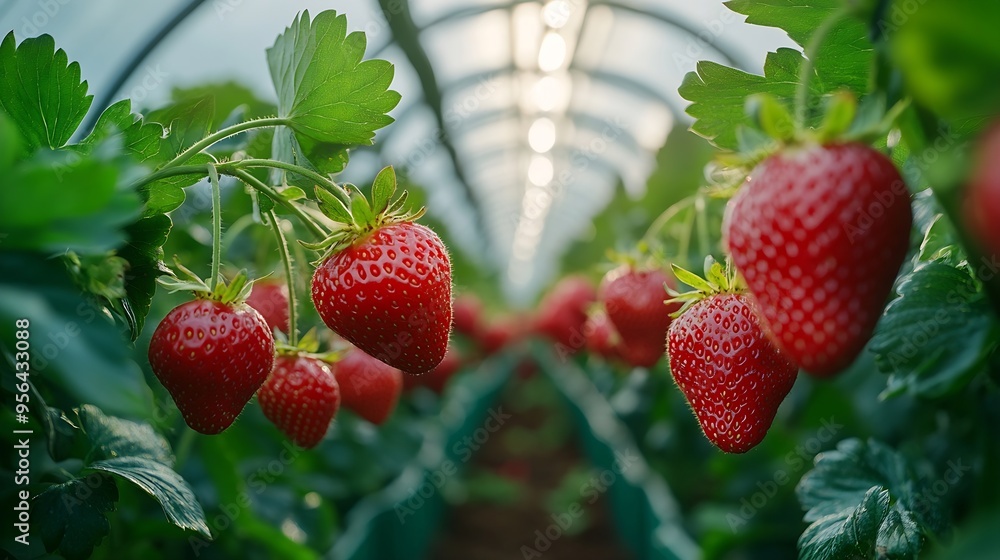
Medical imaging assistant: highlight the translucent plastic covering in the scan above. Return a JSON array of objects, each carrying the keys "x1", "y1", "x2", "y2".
[{"x1": 0, "y1": 0, "x2": 793, "y2": 302}]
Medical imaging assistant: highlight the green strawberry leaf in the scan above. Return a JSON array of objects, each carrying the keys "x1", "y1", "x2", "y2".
[
  {"x1": 34, "y1": 474, "x2": 118, "y2": 560},
  {"x1": 145, "y1": 95, "x2": 216, "y2": 157},
  {"x1": 798, "y1": 486, "x2": 891, "y2": 560},
  {"x1": 0, "y1": 32, "x2": 92, "y2": 151},
  {"x1": 890, "y1": 0, "x2": 1000, "y2": 133},
  {"x1": 796, "y1": 438, "x2": 946, "y2": 559},
  {"x1": 87, "y1": 457, "x2": 211, "y2": 538},
  {"x1": 746, "y1": 93, "x2": 796, "y2": 142},
  {"x1": 869, "y1": 262, "x2": 999, "y2": 398},
  {"x1": 78, "y1": 99, "x2": 164, "y2": 162},
  {"x1": 0, "y1": 148, "x2": 142, "y2": 255},
  {"x1": 267, "y1": 10, "x2": 400, "y2": 174},
  {"x1": 725, "y1": 0, "x2": 873, "y2": 95},
  {"x1": 371, "y1": 165, "x2": 397, "y2": 214},
  {"x1": 679, "y1": 48, "x2": 808, "y2": 151},
  {"x1": 116, "y1": 214, "x2": 172, "y2": 339},
  {"x1": 76, "y1": 99, "x2": 209, "y2": 216},
  {"x1": 73, "y1": 404, "x2": 210, "y2": 538},
  {"x1": 77, "y1": 404, "x2": 174, "y2": 465},
  {"x1": 0, "y1": 108, "x2": 25, "y2": 165}
]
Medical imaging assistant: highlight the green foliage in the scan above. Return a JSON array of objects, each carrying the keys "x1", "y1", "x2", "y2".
[
  {"x1": 0, "y1": 32, "x2": 92, "y2": 151},
  {"x1": 890, "y1": 0, "x2": 1000, "y2": 132},
  {"x1": 869, "y1": 262, "x2": 1000, "y2": 399},
  {"x1": 267, "y1": 10, "x2": 400, "y2": 176},
  {"x1": 34, "y1": 475, "x2": 119, "y2": 560},
  {"x1": 726, "y1": 0, "x2": 873, "y2": 94},
  {"x1": 679, "y1": 48, "x2": 806, "y2": 151},
  {"x1": 796, "y1": 438, "x2": 944, "y2": 559}
]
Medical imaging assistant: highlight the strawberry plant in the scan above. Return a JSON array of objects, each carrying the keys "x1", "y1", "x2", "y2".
[{"x1": 0, "y1": 9, "x2": 464, "y2": 559}]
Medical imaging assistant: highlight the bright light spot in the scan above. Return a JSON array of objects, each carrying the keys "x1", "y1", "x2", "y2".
[
  {"x1": 528, "y1": 118, "x2": 557, "y2": 153},
  {"x1": 304, "y1": 492, "x2": 322, "y2": 508},
  {"x1": 528, "y1": 155, "x2": 554, "y2": 186},
  {"x1": 281, "y1": 519, "x2": 306, "y2": 543},
  {"x1": 532, "y1": 74, "x2": 571, "y2": 112},
  {"x1": 543, "y1": 0, "x2": 572, "y2": 29},
  {"x1": 538, "y1": 32, "x2": 566, "y2": 72}
]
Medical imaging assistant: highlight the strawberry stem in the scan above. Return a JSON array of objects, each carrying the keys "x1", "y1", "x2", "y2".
[
  {"x1": 208, "y1": 164, "x2": 222, "y2": 293},
  {"x1": 793, "y1": 7, "x2": 849, "y2": 129},
  {"x1": 230, "y1": 169, "x2": 330, "y2": 239},
  {"x1": 230, "y1": 158, "x2": 351, "y2": 207},
  {"x1": 268, "y1": 209, "x2": 299, "y2": 347},
  {"x1": 160, "y1": 116, "x2": 290, "y2": 170}
]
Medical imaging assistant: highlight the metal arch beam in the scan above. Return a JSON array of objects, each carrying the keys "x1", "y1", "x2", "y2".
[
  {"x1": 81, "y1": 0, "x2": 209, "y2": 134},
  {"x1": 377, "y1": 0, "x2": 488, "y2": 246},
  {"x1": 415, "y1": 0, "x2": 750, "y2": 71},
  {"x1": 434, "y1": 65, "x2": 684, "y2": 124}
]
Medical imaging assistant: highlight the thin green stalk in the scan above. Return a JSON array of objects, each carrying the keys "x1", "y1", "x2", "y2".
[
  {"x1": 268, "y1": 209, "x2": 299, "y2": 347},
  {"x1": 174, "y1": 429, "x2": 197, "y2": 469},
  {"x1": 641, "y1": 195, "x2": 697, "y2": 246},
  {"x1": 233, "y1": 159, "x2": 351, "y2": 206},
  {"x1": 794, "y1": 8, "x2": 848, "y2": 127},
  {"x1": 207, "y1": 164, "x2": 222, "y2": 291},
  {"x1": 230, "y1": 169, "x2": 329, "y2": 239},
  {"x1": 160, "y1": 117, "x2": 289, "y2": 170},
  {"x1": 695, "y1": 194, "x2": 710, "y2": 257}
]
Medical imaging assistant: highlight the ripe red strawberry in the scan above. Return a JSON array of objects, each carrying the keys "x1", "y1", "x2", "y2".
[
  {"x1": 668, "y1": 292, "x2": 798, "y2": 453},
  {"x1": 584, "y1": 310, "x2": 622, "y2": 361},
  {"x1": 724, "y1": 142, "x2": 912, "y2": 376},
  {"x1": 149, "y1": 299, "x2": 275, "y2": 434},
  {"x1": 599, "y1": 265, "x2": 679, "y2": 368},
  {"x1": 334, "y1": 347, "x2": 403, "y2": 425},
  {"x1": 309, "y1": 167, "x2": 453, "y2": 376},
  {"x1": 452, "y1": 295, "x2": 483, "y2": 337},
  {"x1": 965, "y1": 124, "x2": 1000, "y2": 256},
  {"x1": 312, "y1": 221, "x2": 452, "y2": 375},
  {"x1": 246, "y1": 280, "x2": 290, "y2": 333},
  {"x1": 258, "y1": 355, "x2": 341, "y2": 448},
  {"x1": 533, "y1": 276, "x2": 596, "y2": 353}
]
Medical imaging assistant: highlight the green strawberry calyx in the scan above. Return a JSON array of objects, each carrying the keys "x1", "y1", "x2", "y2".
[
  {"x1": 156, "y1": 258, "x2": 254, "y2": 305},
  {"x1": 274, "y1": 327, "x2": 345, "y2": 363},
  {"x1": 303, "y1": 165, "x2": 425, "y2": 259},
  {"x1": 712, "y1": 92, "x2": 910, "y2": 195},
  {"x1": 666, "y1": 256, "x2": 743, "y2": 318}
]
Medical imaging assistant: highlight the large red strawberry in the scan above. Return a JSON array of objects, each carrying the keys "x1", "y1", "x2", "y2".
[
  {"x1": 246, "y1": 280, "x2": 290, "y2": 333},
  {"x1": 149, "y1": 299, "x2": 275, "y2": 434},
  {"x1": 666, "y1": 263, "x2": 798, "y2": 453},
  {"x1": 724, "y1": 142, "x2": 912, "y2": 377},
  {"x1": 310, "y1": 166, "x2": 452, "y2": 376},
  {"x1": 599, "y1": 265, "x2": 679, "y2": 368},
  {"x1": 965, "y1": 123, "x2": 1000, "y2": 257},
  {"x1": 533, "y1": 276, "x2": 596, "y2": 353},
  {"x1": 258, "y1": 355, "x2": 341, "y2": 448},
  {"x1": 334, "y1": 347, "x2": 403, "y2": 425}
]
